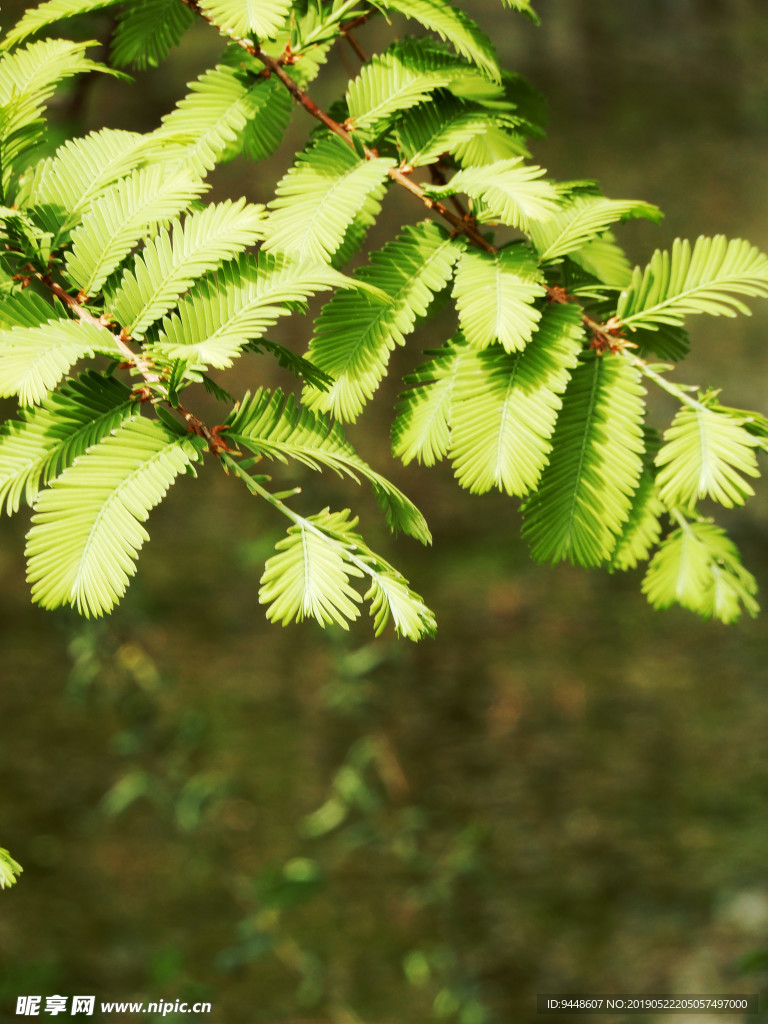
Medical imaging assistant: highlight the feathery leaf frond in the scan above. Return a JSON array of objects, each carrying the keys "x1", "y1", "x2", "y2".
[
  {"x1": 452, "y1": 245, "x2": 546, "y2": 352},
  {"x1": 0, "y1": 319, "x2": 118, "y2": 405},
  {"x1": 498, "y1": 0, "x2": 540, "y2": 24},
  {"x1": 263, "y1": 136, "x2": 393, "y2": 263},
  {"x1": 226, "y1": 388, "x2": 431, "y2": 543},
  {"x1": 346, "y1": 39, "x2": 503, "y2": 129},
  {"x1": 304, "y1": 222, "x2": 462, "y2": 421},
  {"x1": 3, "y1": 0, "x2": 122, "y2": 48},
  {"x1": 392, "y1": 340, "x2": 469, "y2": 467},
  {"x1": 111, "y1": 0, "x2": 195, "y2": 70},
  {"x1": 259, "y1": 505, "x2": 435, "y2": 638},
  {"x1": 0, "y1": 288, "x2": 53, "y2": 329},
  {"x1": 522, "y1": 354, "x2": 646, "y2": 566},
  {"x1": 449, "y1": 304, "x2": 583, "y2": 495},
  {"x1": 394, "y1": 96, "x2": 524, "y2": 168},
  {"x1": 376, "y1": 0, "x2": 500, "y2": 81},
  {"x1": 0, "y1": 371, "x2": 132, "y2": 514},
  {"x1": 615, "y1": 236, "x2": 768, "y2": 331},
  {"x1": 108, "y1": 200, "x2": 266, "y2": 339},
  {"x1": 0, "y1": 39, "x2": 115, "y2": 177},
  {"x1": 568, "y1": 233, "x2": 633, "y2": 288},
  {"x1": 261, "y1": 507, "x2": 364, "y2": 629},
  {"x1": 26, "y1": 418, "x2": 203, "y2": 616},
  {"x1": 153, "y1": 65, "x2": 292, "y2": 175},
  {"x1": 528, "y1": 195, "x2": 661, "y2": 264},
  {"x1": 424, "y1": 158, "x2": 560, "y2": 231},
  {"x1": 198, "y1": 0, "x2": 292, "y2": 40},
  {"x1": 64, "y1": 166, "x2": 208, "y2": 296},
  {"x1": 609, "y1": 471, "x2": 665, "y2": 571},
  {"x1": 655, "y1": 401, "x2": 761, "y2": 509},
  {"x1": 150, "y1": 253, "x2": 361, "y2": 370},
  {"x1": 16, "y1": 128, "x2": 150, "y2": 240},
  {"x1": 643, "y1": 517, "x2": 759, "y2": 623}
]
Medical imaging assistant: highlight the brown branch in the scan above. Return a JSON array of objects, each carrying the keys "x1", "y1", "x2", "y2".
[
  {"x1": 344, "y1": 29, "x2": 368, "y2": 63},
  {"x1": 177, "y1": 1, "x2": 635, "y2": 340},
  {"x1": 40, "y1": 274, "x2": 165, "y2": 381},
  {"x1": 175, "y1": 0, "x2": 496, "y2": 252}
]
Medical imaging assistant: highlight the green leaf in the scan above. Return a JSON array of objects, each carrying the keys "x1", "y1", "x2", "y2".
[
  {"x1": 376, "y1": 0, "x2": 501, "y2": 81},
  {"x1": 0, "y1": 370, "x2": 133, "y2": 514},
  {"x1": 108, "y1": 199, "x2": 267, "y2": 339},
  {"x1": 346, "y1": 38, "x2": 503, "y2": 129},
  {"x1": 2, "y1": 0, "x2": 123, "y2": 48},
  {"x1": 452, "y1": 245, "x2": 546, "y2": 352},
  {"x1": 225, "y1": 388, "x2": 431, "y2": 543},
  {"x1": 392, "y1": 339, "x2": 469, "y2": 467},
  {"x1": 642, "y1": 517, "x2": 759, "y2": 623},
  {"x1": 304, "y1": 222, "x2": 463, "y2": 421},
  {"x1": 498, "y1": 0, "x2": 540, "y2": 24},
  {"x1": 424, "y1": 158, "x2": 560, "y2": 231},
  {"x1": 26, "y1": 418, "x2": 203, "y2": 617},
  {"x1": 0, "y1": 39, "x2": 115, "y2": 179},
  {"x1": 64, "y1": 166, "x2": 208, "y2": 297},
  {"x1": 110, "y1": 0, "x2": 195, "y2": 70},
  {"x1": 655, "y1": 402, "x2": 761, "y2": 509},
  {"x1": 260, "y1": 507, "x2": 365, "y2": 629},
  {"x1": 522, "y1": 353, "x2": 646, "y2": 566},
  {"x1": 0, "y1": 288, "x2": 53, "y2": 329},
  {"x1": 568, "y1": 233, "x2": 633, "y2": 288},
  {"x1": 610, "y1": 470, "x2": 665, "y2": 571},
  {"x1": 198, "y1": 0, "x2": 292, "y2": 40},
  {"x1": 615, "y1": 236, "x2": 768, "y2": 331},
  {"x1": 259, "y1": 506, "x2": 435, "y2": 639},
  {"x1": 449, "y1": 304, "x2": 584, "y2": 495},
  {"x1": 394, "y1": 96, "x2": 525, "y2": 168},
  {"x1": 262, "y1": 135, "x2": 394, "y2": 263},
  {"x1": 0, "y1": 318, "x2": 118, "y2": 405},
  {"x1": 150, "y1": 253, "x2": 363, "y2": 370},
  {"x1": 528, "y1": 195, "x2": 661, "y2": 263},
  {"x1": 153, "y1": 64, "x2": 292, "y2": 175},
  {"x1": 16, "y1": 128, "x2": 151, "y2": 241},
  {"x1": 0, "y1": 848, "x2": 23, "y2": 889}
]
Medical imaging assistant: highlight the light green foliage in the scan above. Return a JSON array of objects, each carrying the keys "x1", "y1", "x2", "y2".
[
  {"x1": 656, "y1": 401, "x2": 761, "y2": 509},
  {"x1": 0, "y1": 372, "x2": 132, "y2": 513},
  {"x1": 152, "y1": 64, "x2": 293, "y2": 174},
  {"x1": 150, "y1": 253, "x2": 363, "y2": 369},
  {"x1": 26, "y1": 419, "x2": 204, "y2": 617},
  {"x1": 346, "y1": 38, "x2": 503, "y2": 129},
  {"x1": 225, "y1": 388, "x2": 431, "y2": 542},
  {"x1": 0, "y1": 0, "x2": 767, "y2": 633},
  {"x1": 0, "y1": 319, "x2": 118, "y2": 405},
  {"x1": 258, "y1": 505, "x2": 436, "y2": 639},
  {"x1": 263, "y1": 136, "x2": 394, "y2": 261},
  {"x1": 394, "y1": 97, "x2": 526, "y2": 168},
  {"x1": 0, "y1": 848, "x2": 23, "y2": 889},
  {"x1": 452, "y1": 246, "x2": 546, "y2": 351},
  {"x1": 522, "y1": 355, "x2": 646, "y2": 566},
  {"x1": 304, "y1": 221, "x2": 462, "y2": 420},
  {"x1": 0, "y1": 39, "x2": 116, "y2": 186},
  {"x1": 424, "y1": 158, "x2": 561, "y2": 231},
  {"x1": 377, "y1": 0, "x2": 501, "y2": 81},
  {"x1": 110, "y1": 0, "x2": 195, "y2": 70},
  {"x1": 108, "y1": 200, "x2": 267, "y2": 339},
  {"x1": 529, "y1": 195, "x2": 661, "y2": 265},
  {"x1": 198, "y1": 0, "x2": 293, "y2": 40},
  {"x1": 615, "y1": 235, "x2": 768, "y2": 330},
  {"x1": 643, "y1": 518, "x2": 759, "y2": 623},
  {"x1": 449, "y1": 305, "x2": 583, "y2": 495}
]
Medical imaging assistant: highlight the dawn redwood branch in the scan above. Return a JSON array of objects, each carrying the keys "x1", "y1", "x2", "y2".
[{"x1": 177, "y1": 0, "x2": 630, "y2": 344}]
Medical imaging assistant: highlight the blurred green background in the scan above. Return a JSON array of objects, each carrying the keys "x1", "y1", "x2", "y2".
[{"x1": 2, "y1": 1, "x2": 768, "y2": 1022}]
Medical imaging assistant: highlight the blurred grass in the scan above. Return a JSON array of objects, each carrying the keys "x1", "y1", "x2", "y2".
[{"x1": 2, "y1": 1, "x2": 768, "y2": 1022}]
